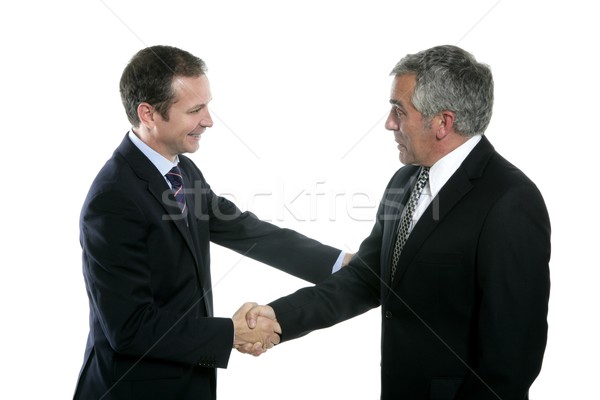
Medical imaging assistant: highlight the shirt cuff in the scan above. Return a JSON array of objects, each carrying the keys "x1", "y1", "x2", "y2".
[{"x1": 332, "y1": 251, "x2": 346, "y2": 273}]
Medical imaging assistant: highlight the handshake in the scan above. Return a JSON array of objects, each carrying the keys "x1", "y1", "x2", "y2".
[{"x1": 232, "y1": 302, "x2": 280, "y2": 357}]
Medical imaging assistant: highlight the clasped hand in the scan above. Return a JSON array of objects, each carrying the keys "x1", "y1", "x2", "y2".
[{"x1": 232, "y1": 302, "x2": 280, "y2": 357}]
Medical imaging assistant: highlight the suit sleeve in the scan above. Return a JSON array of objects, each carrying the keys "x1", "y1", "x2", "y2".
[
  {"x1": 268, "y1": 200, "x2": 386, "y2": 341},
  {"x1": 206, "y1": 188, "x2": 340, "y2": 284},
  {"x1": 457, "y1": 183, "x2": 551, "y2": 399},
  {"x1": 82, "y1": 189, "x2": 233, "y2": 368}
]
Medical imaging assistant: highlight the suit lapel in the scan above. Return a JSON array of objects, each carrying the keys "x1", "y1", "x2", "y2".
[
  {"x1": 116, "y1": 135, "x2": 200, "y2": 267},
  {"x1": 389, "y1": 136, "x2": 495, "y2": 288},
  {"x1": 179, "y1": 166, "x2": 214, "y2": 317},
  {"x1": 381, "y1": 167, "x2": 419, "y2": 295},
  {"x1": 147, "y1": 176, "x2": 198, "y2": 266}
]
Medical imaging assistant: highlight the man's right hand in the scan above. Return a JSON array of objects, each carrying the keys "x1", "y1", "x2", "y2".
[{"x1": 232, "y1": 302, "x2": 280, "y2": 356}]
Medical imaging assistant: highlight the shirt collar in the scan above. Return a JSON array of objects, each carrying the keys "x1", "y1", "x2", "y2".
[
  {"x1": 428, "y1": 134, "x2": 482, "y2": 199},
  {"x1": 128, "y1": 130, "x2": 179, "y2": 177}
]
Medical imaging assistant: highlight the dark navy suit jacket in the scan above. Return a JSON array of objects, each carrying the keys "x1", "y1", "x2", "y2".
[{"x1": 74, "y1": 135, "x2": 340, "y2": 399}]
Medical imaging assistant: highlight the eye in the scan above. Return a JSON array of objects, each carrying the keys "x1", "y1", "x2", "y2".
[{"x1": 393, "y1": 106, "x2": 404, "y2": 118}]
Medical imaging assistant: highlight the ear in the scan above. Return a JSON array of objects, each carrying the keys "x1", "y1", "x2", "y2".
[
  {"x1": 137, "y1": 102, "x2": 156, "y2": 129},
  {"x1": 435, "y1": 110, "x2": 456, "y2": 140}
]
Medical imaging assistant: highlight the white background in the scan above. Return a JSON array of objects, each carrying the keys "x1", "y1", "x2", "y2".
[{"x1": 0, "y1": 1, "x2": 597, "y2": 398}]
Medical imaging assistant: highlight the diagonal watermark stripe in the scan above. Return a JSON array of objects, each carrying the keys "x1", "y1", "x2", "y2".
[
  {"x1": 99, "y1": 0, "x2": 149, "y2": 47},
  {"x1": 455, "y1": 0, "x2": 503, "y2": 45},
  {"x1": 341, "y1": 112, "x2": 389, "y2": 159},
  {"x1": 210, "y1": 109, "x2": 261, "y2": 159}
]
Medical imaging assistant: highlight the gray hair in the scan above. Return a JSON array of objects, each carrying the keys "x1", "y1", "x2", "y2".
[{"x1": 391, "y1": 45, "x2": 494, "y2": 137}]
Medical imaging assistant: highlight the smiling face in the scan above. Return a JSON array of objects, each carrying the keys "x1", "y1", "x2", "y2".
[
  {"x1": 141, "y1": 74, "x2": 213, "y2": 161},
  {"x1": 385, "y1": 74, "x2": 437, "y2": 166}
]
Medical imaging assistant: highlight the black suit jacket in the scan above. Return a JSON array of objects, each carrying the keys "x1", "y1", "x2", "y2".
[
  {"x1": 271, "y1": 136, "x2": 551, "y2": 400},
  {"x1": 73, "y1": 135, "x2": 340, "y2": 400}
]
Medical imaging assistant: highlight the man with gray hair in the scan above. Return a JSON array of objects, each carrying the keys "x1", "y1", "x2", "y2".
[{"x1": 243, "y1": 45, "x2": 551, "y2": 399}]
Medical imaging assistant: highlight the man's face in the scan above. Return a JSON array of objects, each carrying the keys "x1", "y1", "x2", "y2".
[
  {"x1": 385, "y1": 74, "x2": 436, "y2": 166},
  {"x1": 152, "y1": 75, "x2": 213, "y2": 161}
]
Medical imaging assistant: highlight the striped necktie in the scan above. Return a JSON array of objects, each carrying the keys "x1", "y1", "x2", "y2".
[
  {"x1": 165, "y1": 166, "x2": 187, "y2": 215},
  {"x1": 390, "y1": 166, "x2": 430, "y2": 282}
]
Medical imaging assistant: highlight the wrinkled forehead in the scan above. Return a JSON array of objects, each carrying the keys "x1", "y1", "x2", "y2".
[{"x1": 390, "y1": 74, "x2": 417, "y2": 108}]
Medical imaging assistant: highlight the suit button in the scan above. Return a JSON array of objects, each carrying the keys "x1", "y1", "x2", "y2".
[{"x1": 385, "y1": 311, "x2": 393, "y2": 319}]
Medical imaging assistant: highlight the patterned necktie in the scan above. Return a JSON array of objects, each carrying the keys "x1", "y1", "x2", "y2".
[
  {"x1": 390, "y1": 166, "x2": 430, "y2": 282},
  {"x1": 165, "y1": 166, "x2": 187, "y2": 215}
]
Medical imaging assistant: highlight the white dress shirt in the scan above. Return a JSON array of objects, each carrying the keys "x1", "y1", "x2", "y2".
[
  {"x1": 408, "y1": 134, "x2": 482, "y2": 234},
  {"x1": 128, "y1": 130, "x2": 180, "y2": 189}
]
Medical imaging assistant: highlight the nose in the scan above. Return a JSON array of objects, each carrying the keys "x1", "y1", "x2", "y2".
[
  {"x1": 201, "y1": 109, "x2": 214, "y2": 128},
  {"x1": 385, "y1": 108, "x2": 398, "y2": 131}
]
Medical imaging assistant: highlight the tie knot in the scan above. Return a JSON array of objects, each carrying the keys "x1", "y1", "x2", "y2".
[{"x1": 165, "y1": 166, "x2": 184, "y2": 190}]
